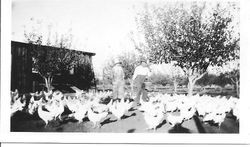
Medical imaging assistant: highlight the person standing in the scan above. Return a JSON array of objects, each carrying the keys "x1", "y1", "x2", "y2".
[
  {"x1": 111, "y1": 58, "x2": 125, "y2": 102},
  {"x1": 132, "y1": 59, "x2": 151, "y2": 106}
]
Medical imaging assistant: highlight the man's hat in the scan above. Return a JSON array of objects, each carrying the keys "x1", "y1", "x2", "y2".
[
  {"x1": 114, "y1": 58, "x2": 122, "y2": 65},
  {"x1": 140, "y1": 58, "x2": 147, "y2": 63}
]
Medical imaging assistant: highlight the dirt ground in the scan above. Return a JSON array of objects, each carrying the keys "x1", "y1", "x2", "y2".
[{"x1": 11, "y1": 107, "x2": 239, "y2": 133}]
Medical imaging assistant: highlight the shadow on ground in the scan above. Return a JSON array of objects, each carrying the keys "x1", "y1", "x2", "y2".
[
  {"x1": 168, "y1": 124, "x2": 191, "y2": 133},
  {"x1": 127, "y1": 129, "x2": 136, "y2": 133},
  {"x1": 121, "y1": 113, "x2": 136, "y2": 120}
]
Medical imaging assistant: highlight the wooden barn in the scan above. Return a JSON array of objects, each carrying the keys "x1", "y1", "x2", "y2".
[{"x1": 11, "y1": 41, "x2": 96, "y2": 94}]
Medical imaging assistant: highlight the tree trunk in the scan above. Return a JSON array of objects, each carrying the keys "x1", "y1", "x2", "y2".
[
  {"x1": 43, "y1": 76, "x2": 53, "y2": 92},
  {"x1": 231, "y1": 77, "x2": 239, "y2": 98},
  {"x1": 173, "y1": 79, "x2": 178, "y2": 94},
  {"x1": 187, "y1": 72, "x2": 207, "y2": 97},
  {"x1": 188, "y1": 79, "x2": 195, "y2": 97},
  {"x1": 102, "y1": 69, "x2": 105, "y2": 92},
  {"x1": 236, "y1": 79, "x2": 239, "y2": 98},
  {"x1": 44, "y1": 77, "x2": 48, "y2": 91}
]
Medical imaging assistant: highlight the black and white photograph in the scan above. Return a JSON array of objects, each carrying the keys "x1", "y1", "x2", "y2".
[{"x1": 1, "y1": 0, "x2": 250, "y2": 144}]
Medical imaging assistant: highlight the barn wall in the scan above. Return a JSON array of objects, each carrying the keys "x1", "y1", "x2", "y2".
[
  {"x1": 11, "y1": 41, "x2": 96, "y2": 93},
  {"x1": 11, "y1": 42, "x2": 32, "y2": 93}
]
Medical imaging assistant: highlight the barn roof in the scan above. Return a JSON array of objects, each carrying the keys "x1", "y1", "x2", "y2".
[{"x1": 11, "y1": 41, "x2": 96, "y2": 56}]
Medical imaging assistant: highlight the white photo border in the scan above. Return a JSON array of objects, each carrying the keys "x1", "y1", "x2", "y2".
[{"x1": 1, "y1": 0, "x2": 250, "y2": 144}]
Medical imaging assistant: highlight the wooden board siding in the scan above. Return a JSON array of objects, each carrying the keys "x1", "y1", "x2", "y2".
[
  {"x1": 11, "y1": 42, "x2": 32, "y2": 93},
  {"x1": 11, "y1": 41, "x2": 96, "y2": 93}
]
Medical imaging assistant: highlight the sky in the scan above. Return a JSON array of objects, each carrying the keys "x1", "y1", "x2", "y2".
[
  {"x1": 12, "y1": 0, "x2": 146, "y2": 75},
  {"x1": 12, "y1": 0, "x2": 240, "y2": 77}
]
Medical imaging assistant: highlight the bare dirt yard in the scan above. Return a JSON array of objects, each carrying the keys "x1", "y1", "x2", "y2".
[{"x1": 11, "y1": 107, "x2": 239, "y2": 133}]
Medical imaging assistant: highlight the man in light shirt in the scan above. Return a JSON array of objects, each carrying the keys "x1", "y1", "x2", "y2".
[
  {"x1": 112, "y1": 59, "x2": 125, "y2": 101},
  {"x1": 132, "y1": 59, "x2": 151, "y2": 106}
]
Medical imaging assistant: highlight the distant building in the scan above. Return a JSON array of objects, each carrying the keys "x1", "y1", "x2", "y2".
[{"x1": 11, "y1": 41, "x2": 96, "y2": 93}]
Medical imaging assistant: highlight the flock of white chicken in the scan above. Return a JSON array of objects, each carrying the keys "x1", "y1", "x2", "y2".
[
  {"x1": 11, "y1": 89, "x2": 239, "y2": 131},
  {"x1": 11, "y1": 90, "x2": 133, "y2": 128},
  {"x1": 139, "y1": 93, "x2": 239, "y2": 130}
]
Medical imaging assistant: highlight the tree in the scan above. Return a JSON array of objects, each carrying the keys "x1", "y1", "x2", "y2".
[
  {"x1": 118, "y1": 52, "x2": 141, "y2": 80},
  {"x1": 134, "y1": 2, "x2": 239, "y2": 96},
  {"x1": 24, "y1": 18, "x2": 77, "y2": 92},
  {"x1": 208, "y1": 59, "x2": 239, "y2": 97},
  {"x1": 102, "y1": 57, "x2": 115, "y2": 87},
  {"x1": 149, "y1": 62, "x2": 186, "y2": 93},
  {"x1": 73, "y1": 59, "x2": 95, "y2": 90},
  {"x1": 149, "y1": 73, "x2": 172, "y2": 86},
  {"x1": 225, "y1": 62, "x2": 239, "y2": 97},
  {"x1": 169, "y1": 62, "x2": 185, "y2": 94}
]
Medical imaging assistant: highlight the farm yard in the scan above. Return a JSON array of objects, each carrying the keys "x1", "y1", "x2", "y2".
[
  {"x1": 11, "y1": 88, "x2": 239, "y2": 133},
  {"x1": 11, "y1": 108, "x2": 239, "y2": 133}
]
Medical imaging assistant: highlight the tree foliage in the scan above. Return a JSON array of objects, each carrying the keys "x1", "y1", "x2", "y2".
[
  {"x1": 118, "y1": 52, "x2": 142, "y2": 80},
  {"x1": 196, "y1": 73, "x2": 231, "y2": 87},
  {"x1": 135, "y1": 2, "x2": 239, "y2": 96},
  {"x1": 24, "y1": 18, "x2": 78, "y2": 91}
]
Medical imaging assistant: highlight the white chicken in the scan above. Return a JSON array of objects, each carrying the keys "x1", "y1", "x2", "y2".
[
  {"x1": 27, "y1": 95, "x2": 40, "y2": 115},
  {"x1": 11, "y1": 89, "x2": 19, "y2": 104},
  {"x1": 52, "y1": 91, "x2": 65, "y2": 120},
  {"x1": 69, "y1": 100, "x2": 91, "y2": 123},
  {"x1": 108, "y1": 99, "x2": 128, "y2": 120},
  {"x1": 93, "y1": 101, "x2": 110, "y2": 113},
  {"x1": 87, "y1": 106, "x2": 109, "y2": 128},
  {"x1": 180, "y1": 106, "x2": 196, "y2": 121},
  {"x1": 227, "y1": 97, "x2": 238, "y2": 111},
  {"x1": 64, "y1": 96, "x2": 79, "y2": 113},
  {"x1": 203, "y1": 112, "x2": 226, "y2": 129},
  {"x1": 70, "y1": 86, "x2": 85, "y2": 98},
  {"x1": 36, "y1": 92, "x2": 65, "y2": 126},
  {"x1": 44, "y1": 98, "x2": 65, "y2": 120},
  {"x1": 202, "y1": 112, "x2": 214, "y2": 122},
  {"x1": 52, "y1": 91, "x2": 64, "y2": 101},
  {"x1": 195, "y1": 102, "x2": 209, "y2": 116},
  {"x1": 215, "y1": 102, "x2": 231, "y2": 115},
  {"x1": 123, "y1": 98, "x2": 134, "y2": 113},
  {"x1": 143, "y1": 110, "x2": 164, "y2": 131},
  {"x1": 232, "y1": 102, "x2": 240, "y2": 121},
  {"x1": 138, "y1": 96, "x2": 160, "y2": 112},
  {"x1": 164, "y1": 100, "x2": 179, "y2": 112},
  {"x1": 37, "y1": 99, "x2": 56, "y2": 127},
  {"x1": 137, "y1": 95, "x2": 166, "y2": 131},
  {"x1": 44, "y1": 90, "x2": 53, "y2": 101},
  {"x1": 142, "y1": 103, "x2": 165, "y2": 131},
  {"x1": 167, "y1": 113, "x2": 185, "y2": 128},
  {"x1": 176, "y1": 98, "x2": 196, "y2": 121},
  {"x1": 213, "y1": 113, "x2": 226, "y2": 129},
  {"x1": 138, "y1": 100, "x2": 152, "y2": 112},
  {"x1": 11, "y1": 97, "x2": 26, "y2": 116}
]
